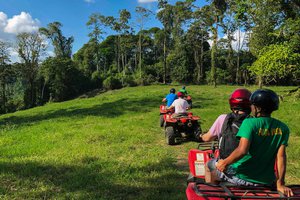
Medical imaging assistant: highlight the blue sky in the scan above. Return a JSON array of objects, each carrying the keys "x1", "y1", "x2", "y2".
[{"x1": 1, "y1": 0, "x2": 202, "y2": 55}]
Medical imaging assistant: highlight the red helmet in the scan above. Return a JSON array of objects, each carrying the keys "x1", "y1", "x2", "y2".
[
  {"x1": 229, "y1": 88, "x2": 252, "y2": 111},
  {"x1": 177, "y1": 92, "x2": 184, "y2": 97}
]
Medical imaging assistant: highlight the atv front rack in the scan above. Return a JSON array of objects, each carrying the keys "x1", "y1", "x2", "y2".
[{"x1": 186, "y1": 181, "x2": 300, "y2": 199}]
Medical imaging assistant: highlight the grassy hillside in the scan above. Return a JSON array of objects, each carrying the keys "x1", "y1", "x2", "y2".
[{"x1": 0, "y1": 85, "x2": 299, "y2": 199}]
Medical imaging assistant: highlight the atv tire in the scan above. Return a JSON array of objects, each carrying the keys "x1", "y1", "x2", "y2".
[
  {"x1": 160, "y1": 115, "x2": 164, "y2": 127},
  {"x1": 166, "y1": 126, "x2": 176, "y2": 145},
  {"x1": 194, "y1": 124, "x2": 202, "y2": 142}
]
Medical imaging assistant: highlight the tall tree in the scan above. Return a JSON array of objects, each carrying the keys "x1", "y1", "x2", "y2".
[
  {"x1": 16, "y1": 32, "x2": 46, "y2": 108},
  {"x1": 0, "y1": 41, "x2": 12, "y2": 113},
  {"x1": 39, "y1": 22, "x2": 74, "y2": 58},
  {"x1": 86, "y1": 13, "x2": 107, "y2": 72},
  {"x1": 221, "y1": 3, "x2": 237, "y2": 83},
  {"x1": 157, "y1": 0, "x2": 174, "y2": 83},
  {"x1": 208, "y1": 0, "x2": 227, "y2": 87},
  {"x1": 105, "y1": 10, "x2": 132, "y2": 76},
  {"x1": 135, "y1": 6, "x2": 152, "y2": 79},
  {"x1": 119, "y1": 9, "x2": 132, "y2": 77},
  {"x1": 190, "y1": 7, "x2": 212, "y2": 83}
]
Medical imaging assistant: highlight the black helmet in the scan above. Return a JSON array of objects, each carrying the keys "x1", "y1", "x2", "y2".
[
  {"x1": 170, "y1": 88, "x2": 175, "y2": 93},
  {"x1": 250, "y1": 89, "x2": 279, "y2": 113}
]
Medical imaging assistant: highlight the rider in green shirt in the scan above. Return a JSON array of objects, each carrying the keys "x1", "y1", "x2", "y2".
[
  {"x1": 206, "y1": 89, "x2": 294, "y2": 197},
  {"x1": 179, "y1": 86, "x2": 188, "y2": 96}
]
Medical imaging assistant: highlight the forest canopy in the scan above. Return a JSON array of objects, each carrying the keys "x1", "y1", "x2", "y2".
[{"x1": 0, "y1": 0, "x2": 299, "y2": 114}]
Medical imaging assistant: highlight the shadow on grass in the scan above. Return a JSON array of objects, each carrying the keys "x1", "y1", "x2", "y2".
[
  {"x1": 0, "y1": 157, "x2": 186, "y2": 199},
  {"x1": 0, "y1": 97, "x2": 160, "y2": 128}
]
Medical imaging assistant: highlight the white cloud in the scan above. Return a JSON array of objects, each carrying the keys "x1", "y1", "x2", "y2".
[
  {"x1": 84, "y1": 0, "x2": 95, "y2": 3},
  {"x1": 0, "y1": 12, "x2": 8, "y2": 29},
  {"x1": 138, "y1": 0, "x2": 157, "y2": 3},
  {"x1": 0, "y1": 12, "x2": 43, "y2": 63},
  {"x1": 4, "y1": 12, "x2": 40, "y2": 34}
]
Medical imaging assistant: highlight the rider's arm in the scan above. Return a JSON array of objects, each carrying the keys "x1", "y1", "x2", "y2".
[
  {"x1": 168, "y1": 105, "x2": 174, "y2": 110},
  {"x1": 201, "y1": 132, "x2": 217, "y2": 142},
  {"x1": 202, "y1": 114, "x2": 227, "y2": 142},
  {"x1": 162, "y1": 98, "x2": 167, "y2": 103},
  {"x1": 276, "y1": 145, "x2": 294, "y2": 197},
  {"x1": 216, "y1": 137, "x2": 250, "y2": 172}
]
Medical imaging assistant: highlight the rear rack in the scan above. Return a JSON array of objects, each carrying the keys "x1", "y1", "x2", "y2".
[{"x1": 187, "y1": 182, "x2": 300, "y2": 199}]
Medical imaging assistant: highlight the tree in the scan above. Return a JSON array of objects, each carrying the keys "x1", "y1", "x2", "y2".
[
  {"x1": 135, "y1": 6, "x2": 153, "y2": 79},
  {"x1": 0, "y1": 41, "x2": 13, "y2": 113},
  {"x1": 209, "y1": 0, "x2": 227, "y2": 87},
  {"x1": 221, "y1": 5, "x2": 238, "y2": 84},
  {"x1": 249, "y1": 44, "x2": 300, "y2": 88},
  {"x1": 105, "y1": 10, "x2": 132, "y2": 77},
  {"x1": 189, "y1": 8, "x2": 211, "y2": 83},
  {"x1": 39, "y1": 22, "x2": 74, "y2": 58},
  {"x1": 157, "y1": 0, "x2": 174, "y2": 84},
  {"x1": 40, "y1": 57, "x2": 85, "y2": 101},
  {"x1": 86, "y1": 13, "x2": 107, "y2": 72},
  {"x1": 16, "y1": 32, "x2": 46, "y2": 108}
]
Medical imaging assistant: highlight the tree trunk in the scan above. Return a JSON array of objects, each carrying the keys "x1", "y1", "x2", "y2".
[
  {"x1": 163, "y1": 35, "x2": 167, "y2": 84},
  {"x1": 200, "y1": 35, "x2": 204, "y2": 81},
  {"x1": 139, "y1": 33, "x2": 142, "y2": 79},
  {"x1": 194, "y1": 50, "x2": 201, "y2": 84},
  {"x1": 2, "y1": 83, "x2": 6, "y2": 113},
  {"x1": 211, "y1": 17, "x2": 218, "y2": 88},
  {"x1": 236, "y1": 28, "x2": 241, "y2": 84},
  {"x1": 258, "y1": 76, "x2": 263, "y2": 89},
  {"x1": 41, "y1": 80, "x2": 46, "y2": 102},
  {"x1": 117, "y1": 35, "x2": 121, "y2": 73}
]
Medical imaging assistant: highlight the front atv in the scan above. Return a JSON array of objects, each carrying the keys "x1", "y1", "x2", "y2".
[{"x1": 164, "y1": 112, "x2": 201, "y2": 145}]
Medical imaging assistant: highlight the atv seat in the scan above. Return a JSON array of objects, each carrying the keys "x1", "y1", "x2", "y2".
[{"x1": 172, "y1": 113, "x2": 188, "y2": 118}]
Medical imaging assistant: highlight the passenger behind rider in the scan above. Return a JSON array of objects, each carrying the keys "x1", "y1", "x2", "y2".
[
  {"x1": 167, "y1": 92, "x2": 190, "y2": 118},
  {"x1": 206, "y1": 89, "x2": 294, "y2": 197},
  {"x1": 200, "y1": 89, "x2": 252, "y2": 153},
  {"x1": 162, "y1": 88, "x2": 177, "y2": 107}
]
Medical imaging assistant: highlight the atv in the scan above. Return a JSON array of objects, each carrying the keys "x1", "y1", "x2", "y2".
[
  {"x1": 159, "y1": 104, "x2": 174, "y2": 127},
  {"x1": 186, "y1": 142, "x2": 300, "y2": 199},
  {"x1": 164, "y1": 112, "x2": 201, "y2": 145}
]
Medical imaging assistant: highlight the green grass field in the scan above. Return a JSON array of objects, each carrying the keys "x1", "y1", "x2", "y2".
[{"x1": 0, "y1": 85, "x2": 299, "y2": 199}]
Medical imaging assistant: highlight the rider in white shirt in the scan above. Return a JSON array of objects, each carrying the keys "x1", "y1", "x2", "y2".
[{"x1": 168, "y1": 92, "x2": 190, "y2": 118}]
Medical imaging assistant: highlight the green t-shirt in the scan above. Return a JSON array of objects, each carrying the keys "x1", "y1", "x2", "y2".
[
  {"x1": 179, "y1": 88, "x2": 188, "y2": 95},
  {"x1": 231, "y1": 117, "x2": 289, "y2": 185}
]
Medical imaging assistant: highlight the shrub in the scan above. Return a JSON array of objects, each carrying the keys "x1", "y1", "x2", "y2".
[
  {"x1": 103, "y1": 76, "x2": 122, "y2": 90},
  {"x1": 91, "y1": 71, "x2": 103, "y2": 88}
]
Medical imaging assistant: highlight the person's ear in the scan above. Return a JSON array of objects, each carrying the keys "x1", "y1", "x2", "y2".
[{"x1": 256, "y1": 106, "x2": 262, "y2": 113}]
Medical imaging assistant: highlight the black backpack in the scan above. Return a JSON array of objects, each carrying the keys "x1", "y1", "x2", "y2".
[{"x1": 219, "y1": 112, "x2": 249, "y2": 159}]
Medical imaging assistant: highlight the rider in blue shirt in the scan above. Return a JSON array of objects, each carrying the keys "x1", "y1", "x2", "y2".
[{"x1": 162, "y1": 88, "x2": 177, "y2": 107}]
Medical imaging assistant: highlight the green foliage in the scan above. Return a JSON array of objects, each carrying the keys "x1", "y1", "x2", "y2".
[
  {"x1": 249, "y1": 44, "x2": 300, "y2": 86},
  {"x1": 91, "y1": 71, "x2": 104, "y2": 89},
  {"x1": 205, "y1": 67, "x2": 231, "y2": 84},
  {"x1": 40, "y1": 57, "x2": 85, "y2": 102},
  {"x1": 167, "y1": 51, "x2": 190, "y2": 83},
  {"x1": 39, "y1": 22, "x2": 74, "y2": 58},
  {"x1": 123, "y1": 75, "x2": 137, "y2": 87},
  {"x1": 103, "y1": 76, "x2": 122, "y2": 90}
]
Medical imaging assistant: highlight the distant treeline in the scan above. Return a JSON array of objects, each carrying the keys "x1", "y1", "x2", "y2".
[{"x1": 0, "y1": 0, "x2": 299, "y2": 114}]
